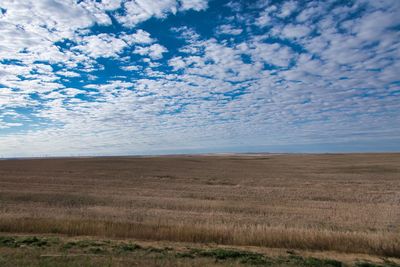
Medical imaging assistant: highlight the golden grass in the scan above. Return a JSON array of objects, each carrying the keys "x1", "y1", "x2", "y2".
[{"x1": 0, "y1": 154, "x2": 399, "y2": 256}]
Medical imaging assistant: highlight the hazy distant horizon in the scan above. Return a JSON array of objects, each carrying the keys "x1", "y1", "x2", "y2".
[{"x1": 2, "y1": 139, "x2": 400, "y2": 158}]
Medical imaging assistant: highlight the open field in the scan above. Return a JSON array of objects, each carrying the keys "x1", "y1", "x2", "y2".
[{"x1": 0, "y1": 154, "x2": 399, "y2": 265}]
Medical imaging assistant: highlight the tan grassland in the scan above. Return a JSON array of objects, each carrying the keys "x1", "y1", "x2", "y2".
[{"x1": 0, "y1": 153, "x2": 399, "y2": 257}]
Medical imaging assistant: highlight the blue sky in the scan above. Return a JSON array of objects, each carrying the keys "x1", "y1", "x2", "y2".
[{"x1": 0, "y1": 0, "x2": 399, "y2": 157}]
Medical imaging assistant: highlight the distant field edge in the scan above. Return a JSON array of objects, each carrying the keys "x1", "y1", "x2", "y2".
[{"x1": 1, "y1": 152, "x2": 400, "y2": 160}]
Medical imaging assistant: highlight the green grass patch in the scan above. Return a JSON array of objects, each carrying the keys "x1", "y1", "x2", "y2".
[
  {"x1": 115, "y1": 243, "x2": 142, "y2": 252},
  {"x1": 0, "y1": 236, "x2": 57, "y2": 248},
  {"x1": 355, "y1": 261, "x2": 400, "y2": 267},
  {"x1": 190, "y1": 248, "x2": 272, "y2": 265}
]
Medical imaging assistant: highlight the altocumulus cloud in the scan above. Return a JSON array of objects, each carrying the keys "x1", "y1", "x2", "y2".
[{"x1": 0, "y1": 0, "x2": 399, "y2": 156}]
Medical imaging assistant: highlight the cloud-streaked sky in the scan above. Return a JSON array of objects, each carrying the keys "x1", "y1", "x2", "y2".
[{"x1": 0, "y1": 0, "x2": 399, "y2": 157}]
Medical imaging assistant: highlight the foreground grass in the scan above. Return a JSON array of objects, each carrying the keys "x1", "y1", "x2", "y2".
[
  {"x1": 0, "y1": 235, "x2": 399, "y2": 267},
  {"x1": 0, "y1": 217, "x2": 399, "y2": 258}
]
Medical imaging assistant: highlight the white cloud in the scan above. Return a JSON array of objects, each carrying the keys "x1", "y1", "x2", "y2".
[
  {"x1": 281, "y1": 24, "x2": 312, "y2": 39},
  {"x1": 56, "y1": 70, "x2": 81, "y2": 78},
  {"x1": 121, "y1": 65, "x2": 141, "y2": 71},
  {"x1": 217, "y1": 24, "x2": 243, "y2": 35},
  {"x1": 255, "y1": 12, "x2": 271, "y2": 27},
  {"x1": 0, "y1": 0, "x2": 100, "y2": 42},
  {"x1": 121, "y1": 29, "x2": 154, "y2": 44},
  {"x1": 250, "y1": 42, "x2": 296, "y2": 67},
  {"x1": 168, "y1": 57, "x2": 187, "y2": 70},
  {"x1": 353, "y1": 10, "x2": 398, "y2": 41},
  {"x1": 254, "y1": 4, "x2": 277, "y2": 27},
  {"x1": 116, "y1": 0, "x2": 178, "y2": 27},
  {"x1": 179, "y1": 0, "x2": 208, "y2": 11},
  {"x1": 0, "y1": 88, "x2": 36, "y2": 108},
  {"x1": 73, "y1": 33, "x2": 128, "y2": 58},
  {"x1": 277, "y1": 1, "x2": 297, "y2": 18},
  {"x1": 134, "y1": 44, "x2": 168, "y2": 59},
  {"x1": 116, "y1": 0, "x2": 209, "y2": 27},
  {"x1": 296, "y1": 3, "x2": 322, "y2": 23}
]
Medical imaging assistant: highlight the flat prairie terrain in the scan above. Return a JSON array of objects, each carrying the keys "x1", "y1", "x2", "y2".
[{"x1": 0, "y1": 154, "x2": 399, "y2": 266}]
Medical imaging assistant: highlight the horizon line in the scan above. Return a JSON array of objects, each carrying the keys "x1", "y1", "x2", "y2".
[{"x1": 1, "y1": 151, "x2": 399, "y2": 160}]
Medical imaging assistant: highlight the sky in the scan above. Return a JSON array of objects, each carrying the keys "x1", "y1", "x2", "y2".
[{"x1": 0, "y1": 0, "x2": 399, "y2": 157}]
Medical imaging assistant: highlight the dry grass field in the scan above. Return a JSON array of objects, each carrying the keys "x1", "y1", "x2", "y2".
[{"x1": 0, "y1": 153, "x2": 399, "y2": 265}]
